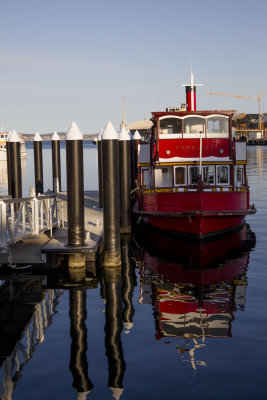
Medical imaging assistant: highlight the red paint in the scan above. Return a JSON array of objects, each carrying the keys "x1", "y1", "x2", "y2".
[{"x1": 158, "y1": 138, "x2": 230, "y2": 159}]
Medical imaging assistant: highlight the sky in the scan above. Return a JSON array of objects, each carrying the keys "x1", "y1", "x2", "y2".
[{"x1": 0, "y1": 0, "x2": 267, "y2": 134}]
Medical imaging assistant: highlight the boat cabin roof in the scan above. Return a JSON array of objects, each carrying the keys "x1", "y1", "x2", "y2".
[{"x1": 152, "y1": 110, "x2": 235, "y2": 118}]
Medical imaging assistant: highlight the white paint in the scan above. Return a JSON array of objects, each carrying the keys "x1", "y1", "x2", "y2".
[
  {"x1": 97, "y1": 128, "x2": 103, "y2": 141},
  {"x1": 8, "y1": 129, "x2": 20, "y2": 143},
  {"x1": 159, "y1": 156, "x2": 230, "y2": 162},
  {"x1": 52, "y1": 131, "x2": 60, "y2": 141},
  {"x1": 66, "y1": 121, "x2": 83, "y2": 140},
  {"x1": 138, "y1": 144, "x2": 150, "y2": 163},
  {"x1": 119, "y1": 126, "x2": 131, "y2": 141},
  {"x1": 133, "y1": 130, "x2": 141, "y2": 140},
  {"x1": 101, "y1": 121, "x2": 118, "y2": 140},
  {"x1": 34, "y1": 132, "x2": 42, "y2": 141},
  {"x1": 235, "y1": 141, "x2": 247, "y2": 161}
]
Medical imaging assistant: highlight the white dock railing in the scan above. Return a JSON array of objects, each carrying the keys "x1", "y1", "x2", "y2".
[{"x1": 0, "y1": 194, "x2": 63, "y2": 253}]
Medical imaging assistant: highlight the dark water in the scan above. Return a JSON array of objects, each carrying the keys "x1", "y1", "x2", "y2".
[{"x1": 0, "y1": 146, "x2": 267, "y2": 399}]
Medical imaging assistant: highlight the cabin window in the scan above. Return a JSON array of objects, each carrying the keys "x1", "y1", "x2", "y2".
[
  {"x1": 174, "y1": 166, "x2": 187, "y2": 186},
  {"x1": 203, "y1": 166, "x2": 215, "y2": 184},
  {"x1": 159, "y1": 117, "x2": 182, "y2": 135},
  {"x1": 141, "y1": 168, "x2": 151, "y2": 187},
  {"x1": 217, "y1": 166, "x2": 229, "y2": 185},
  {"x1": 207, "y1": 116, "x2": 229, "y2": 133},
  {"x1": 154, "y1": 166, "x2": 172, "y2": 187},
  {"x1": 189, "y1": 166, "x2": 199, "y2": 184},
  {"x1": 236, "y1": 166, "x2": 243, "y2": 186},
  {"x1": 183, "y1": 117, "x2": 205, "y2": 134}
]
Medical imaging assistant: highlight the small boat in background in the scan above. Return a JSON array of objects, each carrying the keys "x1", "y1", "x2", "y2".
[{"x1": 0, "y1": 132, "x2": 27, "y2": 161}]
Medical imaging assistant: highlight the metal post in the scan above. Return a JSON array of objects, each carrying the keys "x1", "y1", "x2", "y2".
[
  {"x1": 102, "y1": 121, "x2": 121, "y2": 266},
  {"x1": 66, "y1": 121, "x2": 85, "y2": 247},
  {"x1": 52, "y1": 131, "x2": 61, "y2": 192},
  {"x1": 119, "y1": 127, "x2": 132, "y2": 233},
  {"x1": 8, "y1": 130, "x2": 22, "y2": 211},
  {"x1": 69, "y1": 289, "x2": 93, "y2": 397},
  {"x1": 97, "y1": 129, "x2": 103, "y2": 208},
  {"x1": 34, "y1": 132, "x2": 44, "y2": 194}
]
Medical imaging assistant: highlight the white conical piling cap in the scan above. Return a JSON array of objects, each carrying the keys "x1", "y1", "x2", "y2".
[
  {"x1": 34, "y1": 131, "x2": 42, "y2": 141},
  {"x1": 127, "y1": 129, "x2": 133, "y2": 139},
  {"x1": 52, "y1": 131, "x2": 60, "y2": 141},
  {"x1": 76, "y1": 390, "x2": 92, "y2": 400},
  {"x1": 98, "y1": 128, "x2": 103, "y2": 141},
  {"x1": 118, "y1": 126, "x2": 131, "y2": 141},
  {"x1": 133, "y1": 130, "x2": 141, "y2": 140},
  {"x1": 66, "y1": 121, "x2": 83, "y2": 140},
  {"x1": 7, "y1": 131, "x2": 11, "y2": 140},
  {"x1": 101, "y1": 121, "x2": 118, "y2": 140},
  {"x1": 8, "y1": 129, "x2": 21, "y2": 142},
  {"x1": 108, "y1": 387, "x2": 124, "y2": 400}
]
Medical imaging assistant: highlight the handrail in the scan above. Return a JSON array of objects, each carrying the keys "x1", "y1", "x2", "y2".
[{"x1": 0, "y1": 194, "x2": 63, "y2": 253}]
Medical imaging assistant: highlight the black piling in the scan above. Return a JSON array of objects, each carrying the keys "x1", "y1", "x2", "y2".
[
  {"x1": 97, "y1": 130, "x2": 103, "y2": 208},
  {"x1": 7, "y1": 130, "x2": 22, "y2": 209},
  {"x1": 66, "y1": 121, "x2": 85, "y2": 247},
  {"x1": 52, "y1": 131, "x2": 61, "y2": 192},
  {"x1": 132, "y1": 130, "x2": 141, "y2": 190},
  {"x1": 102, "y1": 121, "x2": 121, "y2": 266},
  {"x1": 69, "y1": 289, "x2": 93, "y2": 396},
  {"x1": 33, "y1": 132, "x2": 44, "y2": 194},
  {"x1": 119, "y1": 128, "x2": 132, "y2": 233}
]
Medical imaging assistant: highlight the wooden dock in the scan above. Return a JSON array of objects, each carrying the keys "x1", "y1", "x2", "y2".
[{"x1": 5, "y1": 191, "x2": 103, "y2": 266}]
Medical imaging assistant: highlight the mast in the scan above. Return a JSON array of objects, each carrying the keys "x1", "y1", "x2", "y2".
[
  {"x1": 120, "y1": 97, "x2": 127, "y2": 130},
  {"x1": 181, "y1": 69, "x2": 203, "y2": 111}
]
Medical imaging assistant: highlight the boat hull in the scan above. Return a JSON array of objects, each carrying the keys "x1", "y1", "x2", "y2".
[{"x1": 133, "y1": 190, "x2": 255, "y2": 239}]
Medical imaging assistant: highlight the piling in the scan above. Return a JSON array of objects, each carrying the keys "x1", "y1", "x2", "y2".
[
  {"x1": 132, "y1": 130, "x2": 141, "y2": 190},
  {"x1": 118, "y1": 127, "x2": 132, "y2": 233},
  {"x1": 34, "y1": 132, "x2": 44, "y2": 194},
  {"x1": 69, "y1": 289, "x2": 93, "y2": 396},
  {"x1": 52, "y1": 131, "x2": 61, "y2": 192},
  {"x1": 7, "y1": 130, "x2": 22, "y2": 209},
  {"x1": 101, "y1": 121, "x2": 121, "y2": 267},
  {"x1": 104, "y1": 268, "x2": 125, "y2": 398},
  {"x1": 97, "y1": 129, "x2": 103, "y2": 208},
  {"x1": 66, "y1": 121, "x2": 85, "y2": 247}
]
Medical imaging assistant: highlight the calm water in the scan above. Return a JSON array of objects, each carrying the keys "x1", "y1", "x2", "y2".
[{"x1": 0, "y1": 145, "x2": 267, "y2": 399}]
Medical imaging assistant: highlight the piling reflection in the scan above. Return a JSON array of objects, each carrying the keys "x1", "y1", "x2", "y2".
[
  {"x1": 69, "y1": 289, "x2": 93, "y2": 398},
  {"x1": 102, "y1": 268, "x2": 126, "y2": 399},
  {"x1": 121, "y1": 235, "x2": 136, "y2": 334},
  {"x1": 134, "y1": 223, "x2": 256, "y2": 371}
]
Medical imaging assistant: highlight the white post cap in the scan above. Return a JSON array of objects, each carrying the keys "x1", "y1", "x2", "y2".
[
  {"x1": 101, "y1": 121, "x2": 118, "y2": 140},
  {"x1": 52, "y1": 131, "x2": 60, "y2": 141},
  {"x1": 8, "y1": 129, "x2": 21, "y2": 142},
  {"x1": 127, "y1": 130, "x2": 133, "y2": 139},
  {"x1": 133, "y1": 130, "x2": 141, "y2": 140},
  {"x1": 118, "y1": 126, "x2": 131, "y2": 141},
  {"x1": 108, "y1": 387, "x2": 124, "y2": 400},
  {"x1": 66, "y1": 121, "x2": 83, "y2": 140},
  {"x1": 98, "y1": 128, "x2": 103, "y2": 141},
  {"x1": 34, "y1": 132, "x2": 42, "y2": 141}
]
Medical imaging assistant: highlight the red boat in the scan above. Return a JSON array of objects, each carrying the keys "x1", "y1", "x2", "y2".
[{"x1": 133, "y1": 72, "x2": 256, "y2": 239}]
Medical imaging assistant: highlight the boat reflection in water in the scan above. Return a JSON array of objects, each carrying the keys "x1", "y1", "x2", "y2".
[{"x1": 134, "y1": 224, "x2": 256, "y2": 371}]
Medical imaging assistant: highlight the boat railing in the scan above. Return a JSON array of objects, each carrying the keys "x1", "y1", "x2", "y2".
[{"x1": 141, "y1": 185, "x2": 249, "y2": 194}]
